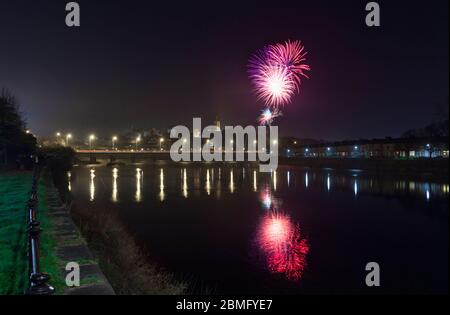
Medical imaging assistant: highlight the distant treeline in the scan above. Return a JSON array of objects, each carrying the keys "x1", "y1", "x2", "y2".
[{"x1": 0, "y1": 88, "x2": 36, "y2": 167}]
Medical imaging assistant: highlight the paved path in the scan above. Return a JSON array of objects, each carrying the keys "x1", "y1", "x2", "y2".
[{"x1": 45, "y1": 186, "x2": 115, "y2": 295}]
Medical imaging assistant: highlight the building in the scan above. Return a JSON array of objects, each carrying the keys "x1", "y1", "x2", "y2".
[{"x1": 284, "y1": 137, "x2": 449, "y2": 159}]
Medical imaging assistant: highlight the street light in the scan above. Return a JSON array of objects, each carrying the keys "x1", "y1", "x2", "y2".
[
  {"x1": 136, "y1": 136, "x2": 141, "y2": 151},
  {"x1": 56, "y1": 132, "x2": 61, "y2": 145},
  {"x1": 112, "y1": 136, "x2": 118, "y2": 150},
  {"x1": 66, "y1": 134, "x2": 72, "y2": 147},
  {"x1": 89, "y1": 134, "x2": 95, "y2": 150},
  {"x1": 426, "y1": 144, "x2": 431, "y2": 159},
  {"x1": 160, "y1": 137, "x2": 164, "y2": 151}
]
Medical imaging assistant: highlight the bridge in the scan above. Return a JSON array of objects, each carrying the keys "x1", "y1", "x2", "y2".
[
  {"x1": 75, "y1": 150, "x2": 173, "y2": 163},
  {"x1": 74, "y1": 150, "x2": 263, "y2": 164}
]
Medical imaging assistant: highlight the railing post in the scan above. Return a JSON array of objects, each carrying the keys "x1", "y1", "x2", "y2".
[{"x1": 25, "y1": 161, "x2": 55, "y2": 295}]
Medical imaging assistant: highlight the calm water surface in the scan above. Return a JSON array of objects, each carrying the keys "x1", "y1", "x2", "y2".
[{"x1": 68, "y1": 163, "x2": 449, "y2": 294}]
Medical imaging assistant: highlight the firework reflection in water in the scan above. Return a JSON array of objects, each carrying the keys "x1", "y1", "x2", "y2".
[{"x1": 255, "y1": 211, "x2": 309, "y2": 281}]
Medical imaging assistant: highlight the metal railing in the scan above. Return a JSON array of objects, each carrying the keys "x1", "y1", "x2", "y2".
[{"x1": 25, "y1": 162, "x2": 55, "y2": 295}]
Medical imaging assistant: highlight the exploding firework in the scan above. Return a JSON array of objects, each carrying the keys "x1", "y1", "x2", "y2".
[
  {"x1": 268, "y1": 40, "x2": 310, "y2": 92},
  {"x1": 248, "y1": 40, "x2": 310, "y2": 107},
  {"x1": 258, "y1": 107, "x2": 282, "y2": 126},
  {"x1": 248, "y1": 50, "x2": 296, "y2": 107},
  {"x1": 255, "y1": 212, "x2": 309, "y2": 281}
]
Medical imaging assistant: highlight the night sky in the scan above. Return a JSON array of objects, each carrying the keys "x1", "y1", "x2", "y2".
[{"x1": 0, "y1": 0, "x2": 448, "y2": 140}]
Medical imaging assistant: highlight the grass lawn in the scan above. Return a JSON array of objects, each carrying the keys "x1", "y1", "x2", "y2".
[{"x1": 0, "y1": 171, "x2": 64, "y2": 294}]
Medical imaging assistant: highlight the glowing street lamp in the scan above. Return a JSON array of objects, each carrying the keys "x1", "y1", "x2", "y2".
[
  {"x1": 112, "y1": 136, "x2": 118, "y2": 150},
  {"x1": 66, "y1": 134, "x2": 72, "y2": 147},
  {"x1": 89, "y1": 134, "x2": 96, "y2": 150},
  {"x1": 56, "y1": 132, "x2": 61, "y2": 145},
  {"x1": 136, "y1": 136, "x2": 141, "y2": 151},
  {"x1": 159, "y1": 137, "x2": 164, "y2": 151}
]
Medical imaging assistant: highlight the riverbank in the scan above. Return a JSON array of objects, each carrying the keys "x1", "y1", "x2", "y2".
[
  {"x1": 0, "y1": 171, "x2": 64, "y2": 294},
  {"x1": 68, "y1": 200, "x2": 188, "y2": 294},
  {"x1": 279, "y1": 157, "x2": 449, "y2": 181},
  {"x1": 44, "y1": 179, "x2": 115, "y2": 295}
]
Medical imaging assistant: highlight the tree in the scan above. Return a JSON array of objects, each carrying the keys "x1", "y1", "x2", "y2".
[
  {"x1": 0, "y1": 88, "x2": 36, "y2": 165},
  {"x1": 402, "y1": 102, "x2": 449, "y2": 138}
]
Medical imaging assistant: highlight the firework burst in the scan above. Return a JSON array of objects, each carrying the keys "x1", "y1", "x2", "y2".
[{"x1": 248, "y1": 40, "x2": 310, "y2": 107}]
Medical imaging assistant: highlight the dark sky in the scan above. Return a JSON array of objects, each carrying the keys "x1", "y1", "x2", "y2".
[{"x1": 0, "y1": 0, "x2": 448, "y2": 140}]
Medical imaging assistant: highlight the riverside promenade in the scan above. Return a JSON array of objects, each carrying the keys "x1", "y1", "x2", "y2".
[{"x1": 44, "y1": 183, "x2": 115, "y2": 295}]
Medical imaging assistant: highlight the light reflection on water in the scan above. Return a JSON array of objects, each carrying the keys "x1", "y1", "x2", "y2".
[
  {"x1": 159, "y1": 168, "x2": 165, "y2": 202},
  {"x1": 112, "y1": 168, "x2": 118, "y2": 202},
  {"x1": 136, "y1": 168, "x2": 142, "y2": 202},
  {"x1": 89, "y1": 169, "x2": 95, "y2": 201},
  {"x1": 67, "y1": 171, "x2": 72, "y2": 192},
  {"x1": 69, "y1": 165, "x2": 450, "y2": 205},
  {"x1": 229, "y1": 169, "x2": 234, "y2": 193},
  {"x1": 182, "y1": 168, "x2": 188, "y2": 198},
  {"x1": 206, "y1": 169, "x2": 211, "y2": 195}
]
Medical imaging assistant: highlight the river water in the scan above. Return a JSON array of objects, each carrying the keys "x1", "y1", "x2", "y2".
[{"x1": 68, "y1": 163, "x2": 449, "y2": 294}]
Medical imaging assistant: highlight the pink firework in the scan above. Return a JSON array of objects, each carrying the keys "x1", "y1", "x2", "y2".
[
  {"x1": 268, "y1": 40, "x2": 310, "y2": 92},
  {"x1": 248, "y1": 50, "x2": 296, "y2": 107},
  {"x1": 248, "y1": 40, "x2": 310, "y2": 107},
  {"x1": 258, "y1": 107, "x2": 282, "y2": 126}
]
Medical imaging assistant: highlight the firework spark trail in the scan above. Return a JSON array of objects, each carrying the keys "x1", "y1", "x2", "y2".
[
  {"x1": 258, "y1": 107, "x2": 282, "y2": 126},
  {"x1": 268, "y1": 40, "x2": 310, "y2": 92}
]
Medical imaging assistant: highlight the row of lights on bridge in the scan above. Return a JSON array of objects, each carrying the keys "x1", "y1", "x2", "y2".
[{"x1": 56, "y1": 132, "x2": 165, "y2": 150}]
